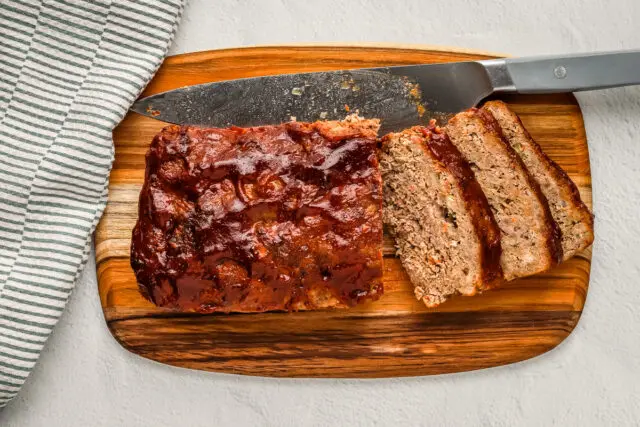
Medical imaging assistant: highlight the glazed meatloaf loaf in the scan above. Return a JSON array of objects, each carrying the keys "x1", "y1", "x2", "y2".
[
  {"x1": 131, "y1": 117, "x2": 384, "y2": 313},
  {"x1": 482, "y1": 101, "x2": 594, "y2": 260},
  {"x1": 380, "y1": 122, "x2": 502, "y2": 307},
  {"x1": 446, "y1": 109, "x2": 562, "y2": 281}
]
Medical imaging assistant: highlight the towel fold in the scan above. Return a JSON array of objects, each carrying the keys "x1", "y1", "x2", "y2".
[{"x1": 0, "y1": 0, "x2": 185, "y2": 407}]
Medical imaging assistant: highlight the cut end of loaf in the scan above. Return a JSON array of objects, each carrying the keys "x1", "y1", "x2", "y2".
[
  {"x1": 380, "y1": 122, "x2": 502, "y2": 307},
  {"x1": 446, "y1": 109, "x2": 560, "y2": 280},
  {"x1": 481, "y1": 101, "x2": 594, "y2": 261}
]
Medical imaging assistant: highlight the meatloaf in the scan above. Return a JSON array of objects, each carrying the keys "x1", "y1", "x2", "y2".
[
  {"x1": 446, "y1": 109, "x2": 562, "y2": 281},
  {"x1": 380, "y1": 122, "x2": 502, "y2": 307},
  {"x1": 131, "y1": 117, "x2": 384, "y2": 313},
  {"x1": 481, "y1": 101, "x2": 594, "y2": 260}
]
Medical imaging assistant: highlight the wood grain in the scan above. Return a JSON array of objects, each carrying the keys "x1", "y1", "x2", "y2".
[{"x1": 97, "y1": 45, "x2": 592, "y2": 377}]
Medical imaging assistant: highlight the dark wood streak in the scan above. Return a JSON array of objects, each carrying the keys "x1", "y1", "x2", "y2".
[
  {"x1": 97, "y1": 45, "x2": 592, "y2": 378},
  {"x1": 107, "y1": 311, "x2": 580, "y2": 377}
]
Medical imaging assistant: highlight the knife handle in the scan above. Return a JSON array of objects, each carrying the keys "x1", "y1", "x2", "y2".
[{"x1": 480, "y1": 50, "x2": 640, "y2": 94}]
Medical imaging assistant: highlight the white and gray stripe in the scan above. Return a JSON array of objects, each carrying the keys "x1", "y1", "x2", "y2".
[{"x1": 0, "y1": 0, "x2": 185, "y2": 406}]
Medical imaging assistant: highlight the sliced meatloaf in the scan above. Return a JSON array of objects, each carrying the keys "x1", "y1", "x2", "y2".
[
  {"x1": 380, "y1": 122, "x2": 502, "y2": 307},
  {"x1": 131, "y1": 116, "x2": 384, "y2": 313},
  {"x1": 446, "y1": 109, "x2": 562, "y2": 281},
  {"x1": 482, "y1": 100, "x2": 594, "y2": 260}
]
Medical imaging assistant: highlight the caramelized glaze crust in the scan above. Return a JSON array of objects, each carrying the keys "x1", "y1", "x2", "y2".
[{"x1": 131, "y1": 119, "x2": 383, "y2": 312}]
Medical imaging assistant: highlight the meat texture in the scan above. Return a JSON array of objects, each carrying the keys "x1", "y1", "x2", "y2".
[
  {"x1": 380, "y1": 122, "x2": 502, "y2": 307},
  {"x1": 446, "y1": 109, "x2": 562, "y2": 281},
  {"x1": 481, "y1": 101, "x2": 594, "y2": 260}
]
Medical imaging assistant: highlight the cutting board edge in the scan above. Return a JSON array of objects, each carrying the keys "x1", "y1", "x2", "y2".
[
  {"x1": 165, "y1": 42, "x2": 510, "y2": 63},
  {"x1": 102, "y1": 308, "x2": 584, "y2": 378}
]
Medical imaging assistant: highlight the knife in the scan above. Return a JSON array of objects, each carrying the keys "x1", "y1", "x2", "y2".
[{"x1": 132, "y1": 50, "x2": 640, "y2": 133}]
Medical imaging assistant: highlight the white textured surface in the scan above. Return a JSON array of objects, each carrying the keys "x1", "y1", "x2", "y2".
[{"x1": 2, "y1": 0, "x2": 640, "y2": 425}]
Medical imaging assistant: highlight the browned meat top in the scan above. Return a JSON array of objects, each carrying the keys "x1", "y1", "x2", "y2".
[{"x1": 131, "y1": 119, "x2": 383, "y2": 312}]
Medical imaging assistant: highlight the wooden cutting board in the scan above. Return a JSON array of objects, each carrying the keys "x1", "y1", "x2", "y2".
[{"x1": 96, "y1": 45, "x2": 592, "y2": 378}]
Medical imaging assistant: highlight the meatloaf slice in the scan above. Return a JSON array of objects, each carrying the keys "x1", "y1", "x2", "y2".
[
  {"x1": 482, "y1": 101, "x2": 594, "y2": 260},
  {"x1": 131, "y1": 116, "x2": 384, "y2": 313},
  {"x1": 446, "y1": 109, "x2": 562, "y2": 281},
  {"x1": 380, "y1": 122, "x2": 502, "y2": 307}
]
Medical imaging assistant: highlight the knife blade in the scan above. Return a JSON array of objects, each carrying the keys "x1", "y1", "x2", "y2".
[
  {"x1": 131, "y1": 62, "x2": 496, "y2": 133},
  {"x1": 131, "y1": 50, "x2": 640, "y2": 133}
]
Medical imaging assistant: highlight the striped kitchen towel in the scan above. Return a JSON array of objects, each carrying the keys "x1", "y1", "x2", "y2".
[{"x1": 0, "y1": 0, "x2": 185, "y2": 407}]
